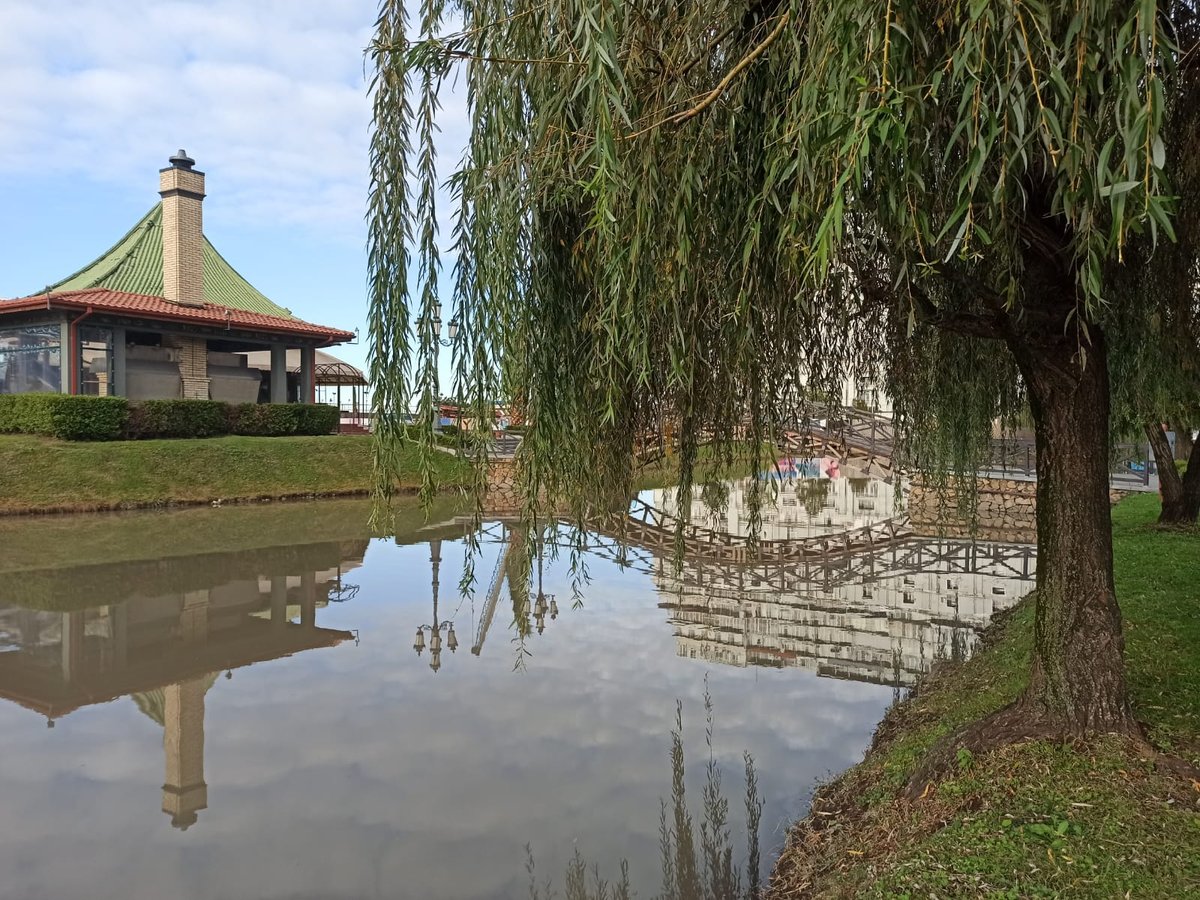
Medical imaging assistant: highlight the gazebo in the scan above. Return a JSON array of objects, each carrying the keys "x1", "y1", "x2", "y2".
[
  {"x1": 242, "y1": 348, "x2": 370, "y2": 432},
  {"x1": 0, "y1": 151, "x2": 355, "y2": 404}
]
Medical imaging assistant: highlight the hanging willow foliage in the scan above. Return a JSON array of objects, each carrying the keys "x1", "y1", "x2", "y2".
[{"x1": 367, "y1": 0, "x2": 1186, "y2": 535}]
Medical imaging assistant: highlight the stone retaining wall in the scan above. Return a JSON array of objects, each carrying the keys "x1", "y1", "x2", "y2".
[
  {"x1": 909, "y1": 476, "x2": 1128, "y2": 543},
  {"x1": 483, "y1": 458, "x2": 522, "y2": 514}
]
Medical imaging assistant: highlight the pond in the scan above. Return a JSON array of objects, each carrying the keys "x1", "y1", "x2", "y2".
[{"x1": 0, "y1": 474, "x2": 1035, "y2": 900}]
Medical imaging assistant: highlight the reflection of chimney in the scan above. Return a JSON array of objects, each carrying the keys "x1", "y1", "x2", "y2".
[
  {"x1": 161, "y1": 678, "x2": 208, "y2": 830},
  {"x1": 159, "y1": 150, "x2": 206, "y2": 307}
]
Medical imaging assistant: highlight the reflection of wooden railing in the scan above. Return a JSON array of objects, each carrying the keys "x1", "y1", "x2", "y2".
[{"x1": 602, "y1": 497, "x2": 912, "y2": 564}]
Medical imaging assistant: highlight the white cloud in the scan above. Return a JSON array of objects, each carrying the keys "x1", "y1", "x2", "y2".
[{"x1": 0, "y1": 1, "x2": 394, "y2": 233}]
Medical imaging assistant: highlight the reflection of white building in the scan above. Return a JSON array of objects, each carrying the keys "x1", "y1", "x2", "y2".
[
  {"x1": 651, "y1": 469, "x2": 898, "y2": 541},
  {"x1": 654, "y1": 538, "x2": 1034, "y2": 686}
]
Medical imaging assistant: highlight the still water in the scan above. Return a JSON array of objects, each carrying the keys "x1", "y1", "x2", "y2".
[{"x1": 0, "y1": 477, "x2": 1035, "y2": 899}]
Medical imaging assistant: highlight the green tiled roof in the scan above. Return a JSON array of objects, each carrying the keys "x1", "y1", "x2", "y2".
[{"x1": 42, "y1": 204, "x2": 295, "y2": 319}]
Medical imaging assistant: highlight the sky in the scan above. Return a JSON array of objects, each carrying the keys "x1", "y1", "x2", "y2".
[{"x1": 0, "y1": 0, "x2": 465, "y2": 377}]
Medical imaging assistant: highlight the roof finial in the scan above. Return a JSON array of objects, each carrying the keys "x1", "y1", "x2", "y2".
[{"x1": 169, "y1": 149, "x2": 196, "y2": 170}]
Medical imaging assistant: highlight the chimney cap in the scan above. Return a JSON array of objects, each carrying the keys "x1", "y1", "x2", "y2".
[{"x1": 168, "y1": 149, "x2": 196, "y2": 170}]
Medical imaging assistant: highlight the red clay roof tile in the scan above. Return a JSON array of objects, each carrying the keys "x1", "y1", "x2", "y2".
[{"x1": 0, "y1": 288, "x2": 354, "y2": 345}]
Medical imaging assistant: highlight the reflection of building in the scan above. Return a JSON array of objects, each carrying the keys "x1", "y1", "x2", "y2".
[
  {"x1": 654, "y1": 538, "x2": 1035, "y2": 686},
  {"x1": 652, "y1": 470, "x2": 898, "y2": 542},
  {"x1": 0, "y1": 539, "x2": 364, "y2": 830}
]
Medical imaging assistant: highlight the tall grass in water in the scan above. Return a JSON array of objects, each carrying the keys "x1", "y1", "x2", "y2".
[{"x1": 527, "y1": 687, "x2": 764, "y2": 900}]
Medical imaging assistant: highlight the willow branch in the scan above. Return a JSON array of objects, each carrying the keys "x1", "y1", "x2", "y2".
[{"x1": 628, "y1": 12, "x2": 790, "y2": 139}]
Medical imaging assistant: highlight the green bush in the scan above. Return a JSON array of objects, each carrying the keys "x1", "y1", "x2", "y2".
[
  {"x1": 0, "y1": 394, "x2": 60, "y2": 435},
  {"x1": 126, "y1": 399, "x2": 229, "y2": 439},
  {"x1": 48, "y1": 396, "x2": 128, "y2": 441},
  {"x1": 0, "y1": 394, "x2": 128, "y2": 440},
  {"x1": 296, "y1": 403, "x2": 339, "y2": 436},
  {"x1": 0, "y1": 394, "x2": 338, "y2": 441},
  {"x1": 229, "y1": 403, "x2": 298, "y2": 436},
  {"x1": 229, "y1": 402, "x2": 338, "y2": 436}
]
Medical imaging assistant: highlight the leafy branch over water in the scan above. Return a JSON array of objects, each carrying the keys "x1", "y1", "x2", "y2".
[{"x1": 527, "y1": 685, "x2": 763, "y2": 900}]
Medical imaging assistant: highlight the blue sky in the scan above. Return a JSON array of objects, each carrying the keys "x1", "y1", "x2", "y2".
[{"x1": 0, "y1": 0, "x2": 466, "y2": 378}]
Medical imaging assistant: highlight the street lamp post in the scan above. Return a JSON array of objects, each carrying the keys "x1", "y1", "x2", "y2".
[
  {"x1": 412, "y1": 539, "x2": 458, "y2": 672},
  {"x1": 430, "y1": 305, "x2": 460, "y2": 435}
]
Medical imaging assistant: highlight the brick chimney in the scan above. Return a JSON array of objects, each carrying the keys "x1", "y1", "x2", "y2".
[{"x1": 158, "y1": 150, "x2": 205, "y2": 308}]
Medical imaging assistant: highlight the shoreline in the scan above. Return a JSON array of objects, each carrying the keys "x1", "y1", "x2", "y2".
[{"x1": 767, "y1": 493, "x2": 1200, "y2": 899}]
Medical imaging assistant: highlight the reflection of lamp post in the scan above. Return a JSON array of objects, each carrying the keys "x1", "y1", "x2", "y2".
[
  {"x1": 529, "y1": 542, "x2": 559, "y2": 635},
  {"x1": 412, "y1": 539, "x2": 458, "y2": 672}
]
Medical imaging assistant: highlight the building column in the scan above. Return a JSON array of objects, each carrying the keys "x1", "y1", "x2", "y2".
[
  {"x1": 108, "y1": 603, "x2": 128, "y2": 671},
  {"x1": 270, "y1": 575, "x2": 289, "y2": 628},
  {"x1": 166, "y1": 336, "x2": 210, "y2": 399},
  {"x1": 60, "y1": 611, "x2": 84, "y2": 682},
  {"x1": 58, "y1": 319, "x2": 72, "y2": 394},
  {"x1": 299, "y1": 347, "x2": 316, "y2": 404},
  {"x1": 270, "y1": 344, "x2": 288, "y2": 404},
  {"x1": 111, "y1": 326, "x2": 127, "y2": 397},
  {"x1": 180, "y1": 590, "x2": 210, "y2": 644},
  {"x1": 300, "y1": 571, "x2": 317, "y2": 629}
]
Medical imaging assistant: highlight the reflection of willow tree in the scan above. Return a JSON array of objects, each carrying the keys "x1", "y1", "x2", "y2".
[
  {"x1": 507, "y1": 530, "x2": 531, "y2": 638},
  {"x1": 797, "y1": 478, "x2": 831, "y2": 519},
  {"x1": 697, "y1": 481, "x2": 731, "y2": 530},
  {"x1": 527, "y1": 692, "x2": 763, "y2": 900}
]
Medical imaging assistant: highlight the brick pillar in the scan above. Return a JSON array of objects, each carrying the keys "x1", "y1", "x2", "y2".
[
  {"x1": 158, "y1": 150, "x2": 206, "y2": 308},
  {"x1": 164, "y1": 336, "x2": 210, "y2": 399},
  {"x1": 179, "y1": 589, "x2": 210, "y2": 643}
]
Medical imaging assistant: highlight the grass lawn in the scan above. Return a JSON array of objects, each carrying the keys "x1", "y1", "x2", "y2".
[
  {"x1": 769, "y1": 493, "x2": 1200, "y2": 899},
  {"x1": 0, "y1": 433, "x2": 470, "y2": 514}
]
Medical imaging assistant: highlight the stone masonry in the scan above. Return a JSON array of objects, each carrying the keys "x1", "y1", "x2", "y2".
[
  {"x1": 164, "y1": 335, "x2": 211, "y2": 399},
  {"x1": 159, "y1": 151, "x2": 209, "y2": 396},
  {"x1": 484, "y1": 458, "x2": 522, "y2": 514},
  {"x1": 159, "y1": 153, "x2": 206, "y2": 308},
  {"x1": 909, "y1": 475, "x2": 1128, "y2": 543}
]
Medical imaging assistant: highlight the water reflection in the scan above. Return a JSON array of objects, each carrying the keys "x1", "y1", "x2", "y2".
[
  {"x1": 655, "y1": 463, "x2": 899, "y2": 537},
  {"x1": 654, "y1": 537, "x2": 1034, "y2": 685},
  {"x1": 0, "y1": 486, "x2": 1034, "y2": 900},
  {"x1": 0, "y1": 532, "x2": 366, "y2": 830}
]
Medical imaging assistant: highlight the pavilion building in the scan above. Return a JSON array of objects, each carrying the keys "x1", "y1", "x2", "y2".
[{"x1": 0, "y1": 151, "x2": 354, "y2": 403}]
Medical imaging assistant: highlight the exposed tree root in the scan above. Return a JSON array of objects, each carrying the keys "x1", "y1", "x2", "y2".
[{"x1": 902, "y1": 700, "x2": 1200, "y2": 801}]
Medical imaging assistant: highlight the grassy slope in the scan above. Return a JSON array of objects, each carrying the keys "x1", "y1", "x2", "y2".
[
  {"x1": 770, "y1": 493, "x2": 1200, "y2": 899},
  {"x1": 0, "y1": 434, "x2": 470, "y2": 514}
]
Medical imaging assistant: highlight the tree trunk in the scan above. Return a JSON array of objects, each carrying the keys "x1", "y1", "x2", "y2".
[
  {"x1": 1009, "y1": 325, "x2": 1137, "y2": 735},
  {"x1": 1147, "y1": 421, "x2": 1189, "y2": 524},
  {"x1": 1182, "y1": 433, "x2": 1200, "y2": 523},
  {"x1": 1173, "y1": 423, "x2": 1194, "y2": 463}
]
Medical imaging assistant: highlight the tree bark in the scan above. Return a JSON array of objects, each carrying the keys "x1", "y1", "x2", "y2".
[
  {"x1": 1147, "y1": 421, "x2": 1189, "y2": 523},
  {"x1": 1009, "y1": 324, "x2": 1137, "y2": 735},
  {"x1": 1173, "y1": 423, "x2": 1194, "y2": 463},
  {"x1": 1182, "y1": 433, "x2": 1200, "y2": 522}
]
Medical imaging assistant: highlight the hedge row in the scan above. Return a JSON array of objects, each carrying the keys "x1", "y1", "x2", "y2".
[
  {"x1": 0, "y1": 395, "x2": 127, "y2": 441},
  {"x1": 0, "y1": 394, "x2": 340, "y2": 441}
]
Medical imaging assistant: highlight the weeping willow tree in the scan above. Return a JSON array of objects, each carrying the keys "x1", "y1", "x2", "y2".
[{"x1": 367, "y1": 0, "x2": 1197, "y2": 741}]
